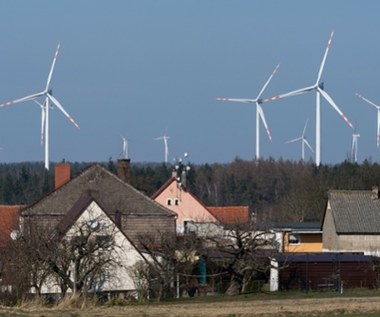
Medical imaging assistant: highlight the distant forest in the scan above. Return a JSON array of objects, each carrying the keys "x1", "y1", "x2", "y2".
[{"x1": 1, "y1": 158, "x2": 380, "y2": 223}]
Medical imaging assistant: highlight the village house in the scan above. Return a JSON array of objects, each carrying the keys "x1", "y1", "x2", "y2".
[
  {"x1": 152, "y1": 175, "x2": 218, "y2": 234},
  {"x1": 322, "y1": 186, "x2": 380, "y2": 255},
  {"x1": 152, "y1": 171, "x2": 250, "y2": 235},
  {"x1": 272, "y1": 222, "x2": 322, "y2": 253},
  {"x1": 36, "y1": 193, "x2": 150, "y2": 295},
  {"x1": 21, "y1": 161, "x2": 177, "y2": 247},
  {"x1": 4, "y1": 160, "x2": 177, "y2": 297}
]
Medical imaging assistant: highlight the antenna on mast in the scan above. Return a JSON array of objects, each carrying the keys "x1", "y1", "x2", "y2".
[{"x1": 174, "y1": 152, "x2": 191, "y2": 188}]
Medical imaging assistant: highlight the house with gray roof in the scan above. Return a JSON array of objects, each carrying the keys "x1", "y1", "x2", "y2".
[
  {"x1": 20, "y1": 161, "x2": 177, "y2": 247},
  {"x1": 322, "y1": 187, "x2": 380, "y2": 255}
]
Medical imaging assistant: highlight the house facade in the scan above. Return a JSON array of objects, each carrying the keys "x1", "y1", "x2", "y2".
[
  {"x1": 152, "y1": 176, "x2": 217, "y2": 234},
  {"x1": 322, "y1": 187, "x2": 380, "y2": 255},
  {"x1": 39, "y1": 194, "x2": 149, "y2": 295},
  {"x1": 272, "y1": 222, "x2": 322, "y2": 253}
]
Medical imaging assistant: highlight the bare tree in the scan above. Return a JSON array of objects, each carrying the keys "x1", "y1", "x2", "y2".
[
  {"x1": 137, "y1": 231, "x2": 203, "y2": 300},
  {"x1": 8, "y1": 209, "x2": 121, "y2": 298},
  {"x1": 205, "y1": 223, "x2": 278, "y2": 295}
]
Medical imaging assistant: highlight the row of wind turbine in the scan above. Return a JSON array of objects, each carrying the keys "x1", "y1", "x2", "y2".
[{"x1": 218, "y1": 30, "x2": 354, "y2": 166}]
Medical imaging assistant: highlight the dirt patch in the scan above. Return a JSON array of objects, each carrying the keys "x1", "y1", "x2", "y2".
[{"x1": 110, "y1": 297, "x2": 380, "y2": 316}]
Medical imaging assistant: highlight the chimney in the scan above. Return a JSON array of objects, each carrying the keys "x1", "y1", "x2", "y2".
[
  {"x1": 117, "y1": 159, "x2": 131, "y2": 183},
  {"x1": 55, "y1": 163, "x2": 71, "y2": 189}
]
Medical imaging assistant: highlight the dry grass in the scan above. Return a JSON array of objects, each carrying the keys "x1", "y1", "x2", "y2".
[{"x1": 1, "y1": 293, "x2": 380, "y2": 317}]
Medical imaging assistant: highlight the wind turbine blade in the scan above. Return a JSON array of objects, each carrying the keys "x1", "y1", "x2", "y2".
[
  {"x1": 256, "y1": 64, "x2": 280, "y2": 99},
  {"x1": 316, "y1": 30, "x2": 334, "y2": 85},
  {"x1": 304, "y1": 139, "x2": 314, "y2": 152},
  {"x1": 217, "y1": 97, "x2": 255, "y2": 103},
  {"x1": 302, "y1": 118, "x2": 309, "y2": 137},
  {"x1": 318, "y1": 88, "x2": 354, "y2": 129},
  {"x1": 285, "y1": 137, "x2": 302, "y2": 144},
  {"x1": 0, "y1": 91, "x2": 44, "y2": 107},
  {"x1": 46, "y1": 43, "x2": 60, "y2": 91},
  {"x1": 47, "y1": 93, "x2": 79, "y2": 129},
  {"x1": 355, "y1": 93, "x2": 380, "y2": 109},
  {"x1": 257, "y1": 104, "x2": 272, "y2": 141},
  {"x1": 262, "y1": 85, "x2": 314, "y2": 103}
]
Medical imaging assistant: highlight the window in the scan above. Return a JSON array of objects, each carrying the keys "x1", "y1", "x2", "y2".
[
  {"x1": 174, "y1": 199, "x2": 179, "y2": 205},
  {"x1": 96, "y1": 235, "x2": 112, "y2": 249},
  {"x1": 288, "y1": 233, "x2": 300, "y2": 244},
  {"x1": 167, "y1": 199, "x2": 172, "y2": 206}
]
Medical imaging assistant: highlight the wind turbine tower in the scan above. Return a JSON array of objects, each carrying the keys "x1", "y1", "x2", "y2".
[
  {"x1": 121, "y1": 136, "x2": 129, "y2": 159},
  {"x1": 351, "y1": 130, "x2": 360, "y2": 163},
  {"x1": 155, "y1": 133, "x2": 170, "y2": 164},
  {"x1": 0, "y1": 43, "x2": 80, "y2": 170},
  {"x1": 264, "y1": 31, "x2": 353, "y2": 166}
]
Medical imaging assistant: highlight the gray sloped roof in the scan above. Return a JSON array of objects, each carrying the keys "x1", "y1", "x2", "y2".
[
  {"x1": 21, "y1": 164, "x2": 176, "y2": 218},
  {"x1": 328, "y1": 190, "x2": 380, "y2": 234}
]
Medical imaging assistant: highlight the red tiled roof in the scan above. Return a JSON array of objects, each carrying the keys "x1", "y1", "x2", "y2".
[
  {"x1": 207, "y1": 206, "x2": 250, "y2": 225},
  {"x1": 0, "y1": 205, "x2": 24, "y2": 247}
]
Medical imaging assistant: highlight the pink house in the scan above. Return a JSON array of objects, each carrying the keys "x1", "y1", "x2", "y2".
[{"x1": 152, "y1": 177, "x2": 217, "y2": 233}]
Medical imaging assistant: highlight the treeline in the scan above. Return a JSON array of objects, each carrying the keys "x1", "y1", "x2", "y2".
[{"x1": 1, "y1": 158, "x2": 380, "y2": 223}]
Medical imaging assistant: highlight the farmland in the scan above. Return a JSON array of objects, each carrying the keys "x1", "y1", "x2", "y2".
[{"x1": 2, "y1": 292, "x2": 380, "y2": 317}]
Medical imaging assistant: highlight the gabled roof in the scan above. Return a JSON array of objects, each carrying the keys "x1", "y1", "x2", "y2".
[
  {"x1": 152, "y1": 177, "x2": 218, "y2": 223},
  {"x1": 207, "y1": 206, "x2": 250, "y2": 225},
  {"x1": 327, "y1": 190, "x2": 380, "y2": 234},
  {"x1": 21, "y1": 164, "x2": 176, "y2": 218},
  {"x1": 0, "y1": 205, "x2": 25, "y2": 247},
  {"x1": 151, "y1": 176, "x2": 176, "y2": 199},
  {"x1": 52, "y1": 193, "x2": 147, "y2": 260}
]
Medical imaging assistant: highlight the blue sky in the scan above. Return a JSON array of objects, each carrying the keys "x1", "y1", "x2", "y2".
[{"x1": 0, "y1": 0, "x2": 379, "y2": 165}]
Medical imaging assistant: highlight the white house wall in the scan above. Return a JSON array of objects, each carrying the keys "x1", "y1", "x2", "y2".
[{"x1": 40, "y1": 201, "x2": 146, "y2": 294}]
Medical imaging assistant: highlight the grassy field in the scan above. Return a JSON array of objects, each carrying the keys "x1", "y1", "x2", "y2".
[{"x1": 2, "y1": 290, "x2": 380, "y2": 317}]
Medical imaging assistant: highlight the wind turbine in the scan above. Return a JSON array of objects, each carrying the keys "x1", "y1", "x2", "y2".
[
  {"x1": 351, "y1": 129, "x2": 360, "y2": 163},
  {"x1": 155, "y1": 133, "x2": 170, "y2": 164},
  {"x1": 264, "y1": 31, "x2": 353, "y2": 166},
  {"x1": 355, "y1": 93, "x2": 380, "y2": 147},
  {"x1": 120, "y1": 135, "x2": 129, "y2": 159},
  {"x1": 0, "y1": 43, "x2": 79, "y2": 170},
  {"x1": 217, "y1": 64, "x2": 280, "y2": 161},
  {"x1": 285, "y1": 118, "x2": 314, "y2": 161}
]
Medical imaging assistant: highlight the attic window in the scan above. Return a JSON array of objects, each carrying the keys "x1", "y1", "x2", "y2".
[
  {"x1": 288, "y1": 233, "x2": 300, "y2": 245},
  {"x1": 96, "y1": 235, "x2": 112, "y2": 249},
  {"x1": 174, "y1": 199, "x2": 179, "y2": 205},
  {"x1": 167, "y1": 199, "x2": 172, "y2": 206}
]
